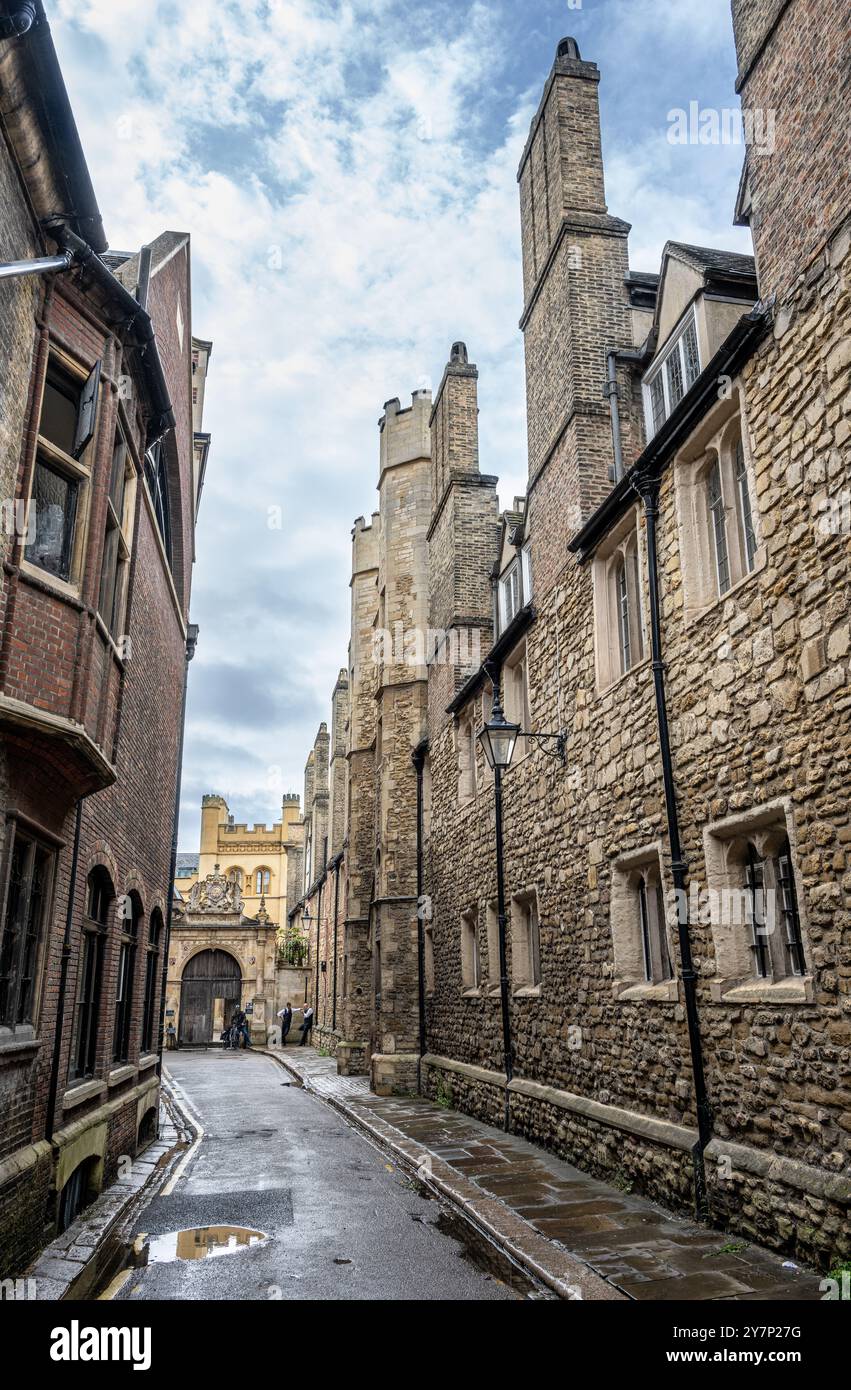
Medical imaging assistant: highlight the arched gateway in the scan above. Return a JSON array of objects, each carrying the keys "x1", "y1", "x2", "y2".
[{"x1": 179, "y1": 949, "x2": 241, "y2": 1044}]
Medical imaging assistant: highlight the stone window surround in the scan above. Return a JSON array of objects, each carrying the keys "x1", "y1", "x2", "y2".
[
  {"x1": 510, "y1": 885, "x2": 542, "y2": 997},
  {"x1": 591, "y1": 505, "x2": 649, "y2": 693},
  {"x1": 455, "y1": 711, "x2": 478, "y2": 807},
  {"x1": 484, "y1": 899, "x2": 502, "y2": 997},
  {"x1": 460, "y1": 904, "x2": 480, "y2": 997},
  {"x1": 424, "y1": 919, "x2": 435, "y2": 997},
  {"x1": 672, "y1": 386, "x2": 766, "y2": 623},
  {"x1": 610, "y1": 842, "x2": 680, "y2": 1003},
  {"x1": 703, "y1": 799, "x2": 814, "y2": 1005},
  {"x1": 502, "y1": 636, "x2": 532, "y2": 763}
]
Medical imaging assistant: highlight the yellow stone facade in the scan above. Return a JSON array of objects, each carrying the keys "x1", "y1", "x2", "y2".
[{"x1": 178, "y1": 793, "x2": 303, "y2": 930}]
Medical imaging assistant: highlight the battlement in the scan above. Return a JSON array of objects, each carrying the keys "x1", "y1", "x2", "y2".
[{"x1": 379, "y1": 388, "x2": 432, "y2": 475}]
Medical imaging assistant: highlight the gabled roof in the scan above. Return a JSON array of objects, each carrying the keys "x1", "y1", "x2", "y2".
[{"x1": 663, "y1": 241, "x2": 756, "y2": 279}]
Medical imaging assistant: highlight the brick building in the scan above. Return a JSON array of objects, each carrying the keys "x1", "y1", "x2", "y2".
[
  {"x1": 297, "y1": 3, "x2": 849, "y2": 1266},
  {"x1": 0, "y1": 3, "x2": 209, "y2": 1274}
]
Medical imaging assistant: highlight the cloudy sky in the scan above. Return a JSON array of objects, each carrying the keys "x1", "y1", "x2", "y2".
[{"x1": 49, "y1": 0, "x2": 753, "y2": 850}]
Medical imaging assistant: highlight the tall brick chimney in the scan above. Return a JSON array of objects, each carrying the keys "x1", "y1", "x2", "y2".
[
  {"x1": 427, "y1": 342, "x2": 499, "y2": 713},
  {"x1": 518, "y1": 38, "x2": 634, "y2": 594}
]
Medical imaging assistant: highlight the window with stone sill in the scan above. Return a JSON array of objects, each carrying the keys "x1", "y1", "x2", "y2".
[
  {"x1": 456, "y1": 713, "x2": 478, "y2": 806},
  {"x1": 461, "y1": 906, "x2": 480, "y2": 993},
  {"x1": 503, "y1": 639, "x2": 532, "y2": 760},
  {"x1": 25, "y1": 355, "x2": 101, "y2": 586},
  {"x1": 592, "y1": 509, "x2": 647, "y2": 691},
  {"x1": 485, "y1": 900, "x2": 502, "y2": 995},
  {"x1": 675, "y1": 414, "x2": 760, "y2": 614},
  {"x1": 703, "y1": 808, "x2": 810, "y2": 999},
  {"x1": 498, "y1": 559, "x2": 521, "y2": 633},
  {"x1": 610, "y1": 851, "x2": 676, "y2": 999},
  {"x1": 255, "y1": 867, "x2": 271, "y2": 896},
  {"x1": 510, "y1": 888, "x2": 541, "y2": 993},
  {"x1": 642, "y1": 309, "x2": 702, "y2": 440},
  {"x1": 424, "y1": 921, "x2": 435, "y2": 996}
]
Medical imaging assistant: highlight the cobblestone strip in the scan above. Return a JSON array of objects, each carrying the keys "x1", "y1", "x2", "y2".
[
  {"x1": 24, "y1": 1083, "x2": 193, "y2": 1301},
  {"x1": 259, "y1": 1047, "x2": 623, "y2": 1302}
]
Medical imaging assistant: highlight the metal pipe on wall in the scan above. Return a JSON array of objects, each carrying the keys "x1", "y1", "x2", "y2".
[{"x1": 637, "y1": 474, "x2": 712, "y2": 1220}]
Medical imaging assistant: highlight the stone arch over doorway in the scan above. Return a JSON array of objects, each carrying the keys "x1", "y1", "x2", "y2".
[{"x1": 179, "y1": 948, "x2": 242, "y2": 1044}]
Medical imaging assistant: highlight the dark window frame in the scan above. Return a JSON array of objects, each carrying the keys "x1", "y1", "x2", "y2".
[
  {"x1": 24, "y1": 353, "x2": 101, "y2": 586},
  {"x1": 71, "y1": 869, "x2": 113, "y2": 1081},
  {"x1": 144, "y1": 439, "x2": 172, "y2": 566},
  {"x1": 141, "y1": 909, "x2": 163, "y2": 1054},
  {"x1": 0, "y1": 821, "x2": 56, "y2": 1029},
  {"x1": 112, "y1": 891, "x2": 141, "y2": 1064}
]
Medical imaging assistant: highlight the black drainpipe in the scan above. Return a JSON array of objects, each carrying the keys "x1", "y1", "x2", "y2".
[
  {"x1": 636, "y1": 473, "x2": 712, "y2": 1220},
  {"x1": 314, "y1": 878, "x2": 323, "y2": 1016},
  {"x1": 331, "y1": 861, "x2": 340, "y2": 1032},
  {"x1": 45, "y1": 796, "x2": 85, "y2": 1142},
  {"x1": 412, "y1": 740, "x2": 428, "y2": 1063},
  {"x1": 156, "y1": 623, "x2": 198, "y2": 1076}
]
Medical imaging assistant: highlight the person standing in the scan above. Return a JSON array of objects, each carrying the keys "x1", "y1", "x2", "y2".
[
  {"x1": 277, "y1": 1002, "x2": 293, "y2": 1046},
  {"x1": 299, "y1": 1004, "x2": 314, "y2": 1046}
]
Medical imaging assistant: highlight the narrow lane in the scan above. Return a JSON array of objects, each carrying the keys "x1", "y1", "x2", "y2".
[{"x1": 115, "y1": 1050, "x2": 524, "y2": 1301}]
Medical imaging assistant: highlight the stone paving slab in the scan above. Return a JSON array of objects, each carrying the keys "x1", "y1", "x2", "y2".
[{"x1": 262, "y1": 1045, "x2": 825, "y2": 1303}]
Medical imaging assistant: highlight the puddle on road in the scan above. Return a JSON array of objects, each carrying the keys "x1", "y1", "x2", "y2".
[{"x1": 147, "y1": 1226, "x2": 268, "y2": 1264}]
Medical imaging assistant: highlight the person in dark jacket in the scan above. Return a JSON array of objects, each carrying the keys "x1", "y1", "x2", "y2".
[
  {"x1": 232, "y1": 1006, "x2": 251, "y2": 1049},
  {"x1": 299, "y1": 1004, "x2": 314, "y2": 1045},
  {"x1": 277, "y1": 1003, "x2": 293, "y2": 1046}
]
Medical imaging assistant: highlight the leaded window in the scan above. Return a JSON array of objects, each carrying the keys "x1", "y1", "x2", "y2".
[
  {"x1": 0, "y1": 829, "x2": 53, "y2": 1027},
  {"x1": 72, "y1": 869, "x2": 112, "y2": 1080},
  {"x1": 141, "y1": 910, "x2": 163, "y2": 1054},
  {"x1": 113, "y1": 893, "x2": 141, "y2": 1063},
  {"x1": 708, "y1": 458, "x2": 731, "y2": 595}
]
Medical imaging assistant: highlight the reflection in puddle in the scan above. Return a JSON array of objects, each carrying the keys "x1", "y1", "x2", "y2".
[{"x1": 148, "y1": 1226, "x2": 268, "y2": 1263}]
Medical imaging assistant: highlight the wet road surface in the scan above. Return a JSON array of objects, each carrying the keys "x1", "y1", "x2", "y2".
[{"x1": 114, "y1": 1049, "x2": 527, "y2": 1301}]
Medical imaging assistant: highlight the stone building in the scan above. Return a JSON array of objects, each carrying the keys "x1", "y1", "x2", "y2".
[
  {"x1": 166, "y1": 867, "x2": 276, "y2": 1046},
  {"x1": 176, "y1": 792, "x2": 303, "y2": 930},
  {"x1": 0, "y1": 4, "x2": 209, "y2": 1276},
  {"x1": 296, "y1": 3, "x2": 850, "y2": 1267}
]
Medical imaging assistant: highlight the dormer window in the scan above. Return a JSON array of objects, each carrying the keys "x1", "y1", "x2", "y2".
[
  {"x1": 643, "y1": 311, "x2": 701, "y2": 440},
  {"x1": 498, "y1": 560, "x2": 521, "y2": 631}
]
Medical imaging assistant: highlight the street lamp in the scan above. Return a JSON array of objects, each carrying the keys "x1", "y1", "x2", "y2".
[
  {"x1": 478, "y1": 701, "x2": 521, "y2": 772},
  {"x1": 477, "y1": 672, "x2": 518, "y2": 1131},
  {"x1": 478, "y1": 665, "x2": 567, "y2": 1131}
]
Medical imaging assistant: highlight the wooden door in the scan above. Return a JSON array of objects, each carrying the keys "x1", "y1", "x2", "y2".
[{"x1": 179, "y1": 949, "x2": 241, "y2": 1044}]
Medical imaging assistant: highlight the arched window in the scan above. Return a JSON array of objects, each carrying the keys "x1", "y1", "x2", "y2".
[
  {"x1": 226, "y1": 867, "x2": 244, "y2": 889},
  {"x1": 72, "y1": 868, "x2": 113, "y2": 1080},
  {"x1": 144, "y1": 439, "x2": 172, "y2": 564},
  {"x1": 142, "y1": 908, "x2": 164, "y2": 1054},
  {"x1": 255, "y1": 867, "x2": 271, "y2": 896},
  {"x1": 113, "y1": 890, "x2": 142, "y2": 1063}
]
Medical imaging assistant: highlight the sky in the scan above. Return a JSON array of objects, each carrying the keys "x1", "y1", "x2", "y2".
[{"x1": 47, "y1": 0, "x2": 754, "y2": 851}]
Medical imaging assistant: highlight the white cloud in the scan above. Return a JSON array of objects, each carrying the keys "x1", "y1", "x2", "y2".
[{"x1": 45, "y1": 0, "x2": 751, "y2": 846}]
